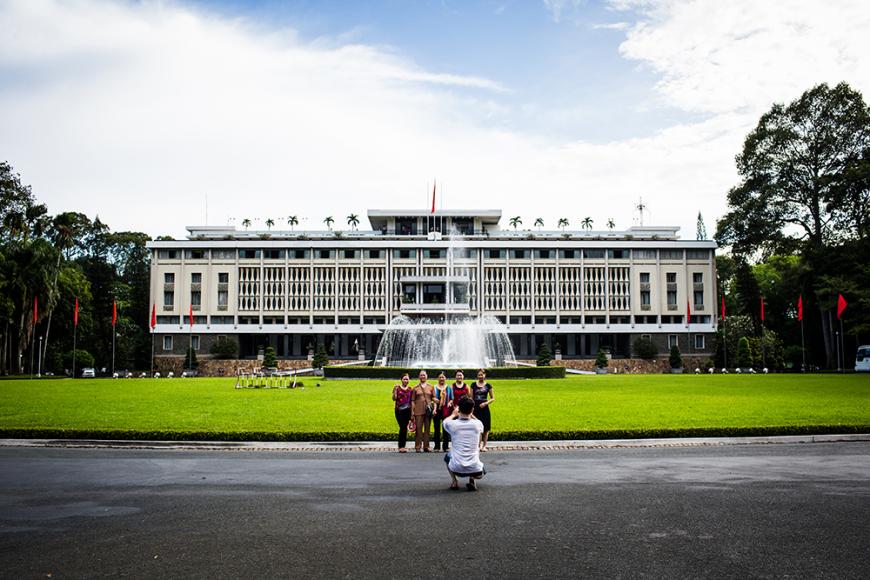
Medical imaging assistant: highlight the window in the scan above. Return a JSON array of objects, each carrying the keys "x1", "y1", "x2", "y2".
[
  {"x1": 191, "y1": 291, "x2": 201, "y2": 307},
  {"x1": 510, "y1": 249, "x2": 528, "y2": 259},
  {"x1": 607, "y1": 249, "x2": 628, "y2": 259},
  {"x1": 342, "y1": 250, "x2": 358, "y2": 259},
  {"x1": 610, "y1": 316, "x2": 630, "y2": 324},
  {"x1": 452, "y1": 217, "x2": 474, "y2": 235},
  {"x1": 164, "y1": 273, "x2": 175, "y2": 284},
  {"x1": 694, "y1": 291, "x2": 704, "y2": 307},
  {"x1": 694, "y1": 335, "x2": 705, "y2": 350},
  {"x1": 217, "y1": 288, "x2": 228, "y2": 308},
  {"x1": 660, "y1": 250, "x2": 683, "y2": 260},
  {"x1": 393, "y1": 249, "x2": 416, "y2": 259},
  {"x1": 668, "y1": 335, "x2": 678, "y2": 348},
  {"x1": 315, "y1": 249, "x2": 333, "y2": 259},
  {"x1": 562, "y1": 316, "x2": 582, "y2": 324},
  {"x1": 424, "y1": 249, "x2": 445, "y2": 259},
  {"x1": 687, "y1": 250, "x2": 709, "y2": 260},
  {"x1": 487, "y1": 249, "x2": 505, "y2": 259},
  {"x1": 583, "y1": 249, "x2": 604, "y2": 259},
  {"x1": 157, "y1": 250, "x2": 178, "y2": 259},
  {"x1": 509, "y1": 316, "x2": 531, "y2": 324},
  {"x1": 263, "y1": 316, "x2": 284, "y2": 324},
  {"x1": 238, "y1": 249, "x2": 260, "y2": 259},
  {"x1": 534, "y1": 316, "x2": 556, "y2": 324},
  {"x1": 635, "y1": 316, "x2": 657, "y2": 324},
  {"x1": 661, "y1": 316, "x2": 684, "y2": 324},
  {"x1": 452, "y1": 248, "x2": 476, "y2": 259},
  {"x1": 191, "y1": 273, "x2": 202, "y2": 284},
  {"x1": 535, "y1": 249, "x2": 553, "y2": 259},
  {"x1": 218, "y1": 272, "x2": 229, "y2": 284},
  {"x1": 238, "y1": 316, "x2": 260, "y2": 325},
  {"x1": 210, "y1": 316, "x2": 233, "y2": 324},
  {"x1": 633, "y1": 249, "x2": 656, "y2": 260},
  {"x1": 641, "y1": 334, "x2": 651, "y2": 340},
  {"x1": 559, "y1": 249, "x2": 577, "y2": 259},
  {"x1": 693, "y1": 273, "x2": 703, "y2": 284},
  {"x1": 364, "y1": 316, "x2": 387, "y2": 324},
  {"x1": 264, "y1": 249, "x2": 284, "y2": 260},
  {"x1": 395, "y1": 217, "x2": 418, "y2": 236},
  {"x1": 366, "y1": 250, "x2": 382, "y2": 259},
  {"x1": 640, "y1": 273, "x2": 650, "y2": 283},
  {"x1": 641, "y1": 290, "x2": 651, "y2": 307},
  {"x1": 290, "y1": 249, "x2": 309, "y2": 259},
  {"x1": 185, "y1": 249, "x2": 206, "y2": 259},
  {"x1": 212, "y1": 249, "x2": 235, "y2": 260},
  {"x1": 190, "y1": 272, "x2": 201, "y2": 307},
  {"x1": 163, "y1": 290, "x2": 174, "y2": 307},
  {"x1": 191, "y1": 335, "x2": 200, "y2": 351},
  {"x1": 163, "y1": 336, "x2": 173, "y2": 351},
  {"x1": 666, "y1": 272, "x2": 677, "y2": 284},
  {"x1": 312, "y1": 316, "x2": 333, "y2": 325},
  {"x1": 156, "y1": 315, "x2": 178, "y2": 325}
]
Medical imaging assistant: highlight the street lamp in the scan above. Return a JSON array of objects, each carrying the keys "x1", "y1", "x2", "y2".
[{"x1": 37, "y1": 337, "x2": 42, "y2": 378}]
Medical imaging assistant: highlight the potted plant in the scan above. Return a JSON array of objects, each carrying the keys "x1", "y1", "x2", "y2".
[
  {"x1": 669, "y1": 344, "x2": 683, "y2": 373},
  {"x1": 595, "y1": 347, "x2": 609, "y2": 374}
]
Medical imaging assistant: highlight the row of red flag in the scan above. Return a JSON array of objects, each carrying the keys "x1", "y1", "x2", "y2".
[
  {"x1": 32, "y1": 297, "x2": 118, "y2": 327},
  {"x1": 718, "y1": 294, "x2": 848, "y2": 322}
]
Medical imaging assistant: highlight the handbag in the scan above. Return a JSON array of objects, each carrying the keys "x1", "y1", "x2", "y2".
[{"x1": 407, "y1": 418, "x2": 416, "y2": 433}]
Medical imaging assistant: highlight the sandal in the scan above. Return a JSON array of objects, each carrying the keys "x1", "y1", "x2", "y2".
[
  {"x1": 449, "y1": 483, "x2": 460, "y2": 490},
  {"x1": 466, "y1": 481, "x2": 478, "y2": 492}
]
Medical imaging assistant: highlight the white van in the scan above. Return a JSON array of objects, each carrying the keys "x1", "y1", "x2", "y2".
[{"x1": 856, "y1": 346, "x2": 870, "y2": 372}]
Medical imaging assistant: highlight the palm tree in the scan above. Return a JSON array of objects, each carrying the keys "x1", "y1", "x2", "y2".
[
  {"x1": 558, "y1": 218, "x2": 569, "y2": 230},
  {"x1": 286, "y1": 215, "x2": 298, "y2": 231},
  {"x1": 347, "y1": 214, "x2": 359, "y2": 230},
  {"x1": 534, "y1": 217, "x2": 544, "y2": 230},
  {"x1": 581, "y1": 217, "x2": 593, "y2": 230},
  {"x1": 607, "y1": 218, "x2": 615, "y2": 230},
  {"x1": 324, "y1": 216, "x2": 334, "y2": 230},
  {"x1": 241, "y1": 219, "x2": 252, "y2": 230},
  {"x1": 265, "y1": 218, "x2": 275, "y2": 230},
  {"x1": 509, "y1": 216, "x2": 522, "y2": 230}
]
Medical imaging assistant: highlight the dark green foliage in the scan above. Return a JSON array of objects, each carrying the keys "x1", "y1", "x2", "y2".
[
  {"x1": 595, "y1": 348, "x2": 609, "y2": 369},
  {"x1": 323, "y1": 366, "x2": 566, "y2": 379},
  {"x1": 536, "y1": 342, "x2": 552, "y2": 366},
  {"x1": 210, "y1": 337, "x2": 239, "y2": 359},
  {"x1": 736, "y1": 337, "x2": 753, "y2": 368},
  {"x1": 262, "y1": 345, "x2": 276, "y2": 368},
  {"x1": 184, "y1": 347, "x2": 198, "y2": 370},
  {"x1": 312, "y1": 344, "x2": 329, "y2": 369},
  {"x1": 669, "y1": 345, "x2": 682, "y2": 369},
  {"x1": 63, "y1": 349, "x2": 95, "y2": 371},
  {"x1": 632, "y1": 337, "x2": 658, "y2": 360}
]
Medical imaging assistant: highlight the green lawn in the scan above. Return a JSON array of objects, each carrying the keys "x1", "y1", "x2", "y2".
[{"x1": 1, "y1": 374, "x2": 868, "y2": 440}]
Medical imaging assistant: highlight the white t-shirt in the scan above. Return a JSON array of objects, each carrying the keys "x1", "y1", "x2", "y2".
[{"x1": 443, "y1": 416, "x2": 484, "y2": 474}]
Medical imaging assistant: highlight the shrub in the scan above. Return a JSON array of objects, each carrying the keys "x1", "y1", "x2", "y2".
[
  {"x1": 536, "y1": 343, "x2": 552, "y2": 367},
  {"x1": 63, "y1": 349, "x2": 95, "y2": 372},
  {"x1": 263, "y1": 346, "x2": 277, "y2": 368},
  {"x1": 210, "y1": 337, "x2": 239, "y2": 359},
  {"x1": 669, "y1": 345, "x2": 682, "y2": 369},
  {"x1": 632, "y1": 337, "x2": 658, "y2": 360},
  {"x1": 312, "y1": 344, "x2": 329, "y2": 369},
  {"x1": 736, "y1": 336, "x2": 753, "y2": 368},
  {"x1": 323, "y1": 366, "x2": 566, "y2": 379},
  {"x1": 595, "y1": 348, "x2": 609, "y2": 369},
  {"x1": 184, "y1": 347, "x2": 198, "y2": 370}
]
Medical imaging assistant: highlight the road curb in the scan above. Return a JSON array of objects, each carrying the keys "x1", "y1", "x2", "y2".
[{"x1": 1, "y1": 433, "x2": 868, "y2": 453}]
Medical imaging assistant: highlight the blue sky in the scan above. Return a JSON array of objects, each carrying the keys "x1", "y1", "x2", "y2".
[{"x1": 0, "y1": 0, "x2": 868, "y2": 238}]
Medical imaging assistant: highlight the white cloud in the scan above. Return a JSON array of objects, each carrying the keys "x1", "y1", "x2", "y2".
[{"x1": 1, "y1": 0, "x2": 868, "y2": 242}]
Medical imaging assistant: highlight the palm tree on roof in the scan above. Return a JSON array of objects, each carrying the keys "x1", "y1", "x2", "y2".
[
  {"x1": 607, "y1": 218, "x2": 615, "y2": 230},
  {"x1": 324, "y1": 216, "x2": 334, "y2": 230},
  {"x1": 509, "y1": 216, "x2": 522, "y2": 230},
  {"x1": 558, "y1": 218, "x2": 569, "y2": 230},
  {"x1": 581, "y1": 217, "x2": 593, "y2": 230},
  {"x1": 534, "y1": 217, "x2": 544, "y2": 230},
  {"x1": 347, "y1": 214, "x2": 360, "y2": 230},
  {"x1": 241, "y1": 219, "x2": 252, "y2": 230},
  {"x1": 287, "y1": 215, "x2": 298, "y2": 231},
  {"x1": 265, "y1": 218, "x2": 275, "y2": 230}
]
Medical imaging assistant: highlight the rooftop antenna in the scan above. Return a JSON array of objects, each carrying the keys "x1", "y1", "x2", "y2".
[{"x1": 634, "y1": 197, "x2": 650, "y2": 227}]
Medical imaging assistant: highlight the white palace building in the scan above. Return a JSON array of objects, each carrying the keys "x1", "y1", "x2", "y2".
[{"x1": 147, "y1": 209, "x2": 718, "y2": 363}]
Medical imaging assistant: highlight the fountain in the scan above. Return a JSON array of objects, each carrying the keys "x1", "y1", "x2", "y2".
[{"x1": 374, "y1": 225, "x2": 517, "y2": 368}]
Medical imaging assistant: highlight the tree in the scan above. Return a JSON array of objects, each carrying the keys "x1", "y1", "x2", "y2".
[
  {"x1": 536, "y1": 342, "x2": 552, "y2": 366},
  {"x1": 262, "y1": 345, "x2": 276, "y2": 367},
  {"x1": 287, "y1": 215, "x2": 298, "y2": 230},
  {"x1": 581, "y1": 217, "x2": 593, "y2": 230},
  {"x1": 534, "y1": 218, "x2": 544, "y2": 230},
  {"x1": 312, "y1": 344, "x2": 329, "y2": 369},
  {"x1": 595, "y1": 347, "x2": 608, "y2": 369},
  {"x1": 324, "y1": 216, "x2": 334, "y2": 230},
  {"x1": 632, "y1": 336, "x2": 658, "y2": 360},
  {"x1": 696, "y1": 212, "x2": 707, "y2": 240},
  {"x1": 347, "y1": 214, "x2": 359, "y2": 230},
  {"x1": 210, "y1": 337, "x2": 239, "y2": 359},
  {"x1": 184, "y1": 346, "x2": 198, "y2": 370},
  {"x1": 64, "y1": 349, "x2": 95, "y2": 374},
  {"x1": 668, "y1": 344, "x2": 682, "y2": 369},
  {"x1": 607, "y1": 218, "x2": 615, "y2": 230},
  {"x1": 509, "y1": 216, "x2": 522, "y2": 230},
  {"x1": 558, "y1": 218, "x2": 569, "y2": 230},
  {"x1": 241, "y1": 219, "x2": 251, "y2": 230},
  {"x1": 736, "y1": 336, "x2": 753, "y2": 368},
  {"x1": 265, "y1": 218, "x2": 275, "y2": 230}
]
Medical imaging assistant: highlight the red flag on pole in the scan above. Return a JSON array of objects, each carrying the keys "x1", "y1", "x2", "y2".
[
  {"x1": 189, "y1": 304, "x2": 194, "y2": 328},
  {"x1": 721, "y1": 295, "x2": 726, "y2": 320},
  {"x1": 760, "y1": 296, "x2": 765, "y2": 322},
  {"x1": 837, "y1": 294, "x2": 848, "y2": 320},
  {"x1": 112, "y1": 300, "x2": 117, "y2": 327},
  {"x1": 74, "y1": 297, "x2": 79, "y2": 327},
  {"x1": 431, "y1": 180, "x2": 436, "y2": 213},
  {"x1": 797, "y1": 295, "x2": 803, "y2": 321},
  {"x1": 150, "y1": 304, "x2": 157, "y2": 329},
  {"x1": 33, "y1": 296, "x2": 38, "y2": 323},
  {"x1": 686, "y1": 300, "x2": 691, "y2": 326}
]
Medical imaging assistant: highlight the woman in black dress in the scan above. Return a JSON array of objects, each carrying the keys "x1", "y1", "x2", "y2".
[{"x1": 471, "y1": 369, "x2": 495, "y2": 452}]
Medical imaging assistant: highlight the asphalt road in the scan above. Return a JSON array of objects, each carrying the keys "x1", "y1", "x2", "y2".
[{"x1": 1, "y1": 442, "x2": 869, "y2": 579}]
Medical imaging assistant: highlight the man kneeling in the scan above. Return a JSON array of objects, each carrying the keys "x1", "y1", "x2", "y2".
[{"x1": 443, "y1": 397, "x2": 486, "y2": 491}]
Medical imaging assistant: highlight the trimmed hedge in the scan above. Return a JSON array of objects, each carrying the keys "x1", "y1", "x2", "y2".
[
  {"x1": 323, "y1": 366, "x2": 566, "y2": 380},
  {"x1": 1, "y1": 424, "x2": 866, "y2": 442}
]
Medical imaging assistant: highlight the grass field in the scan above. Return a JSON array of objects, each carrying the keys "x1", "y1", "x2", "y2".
[{"x1": 1, "y1": 374, "x2": 869, "y2": 441}]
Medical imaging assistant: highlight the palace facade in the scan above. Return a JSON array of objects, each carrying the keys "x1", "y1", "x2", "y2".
[{"x1": 147, "y1": 209, "x2": 718, "y2": 362}]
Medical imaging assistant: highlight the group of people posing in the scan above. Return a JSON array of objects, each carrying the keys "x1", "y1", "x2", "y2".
[{"x1": 391, "y1": 369, "x2": 494, "y2": 453}]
